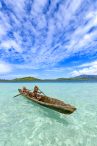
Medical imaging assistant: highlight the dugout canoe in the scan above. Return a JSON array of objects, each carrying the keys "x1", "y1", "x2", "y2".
[{"x1": 18, "y1": 89, "x2": 76, "y2": 114}]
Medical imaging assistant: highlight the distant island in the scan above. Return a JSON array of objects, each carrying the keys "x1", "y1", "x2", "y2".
[{"x1": 1, "y1": 75, "x2": 97, "y2": 82}]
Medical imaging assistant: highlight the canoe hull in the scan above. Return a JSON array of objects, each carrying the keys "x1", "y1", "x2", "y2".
[{"x1": 18, "y1": 89, "x2": 76, "y2": 115}]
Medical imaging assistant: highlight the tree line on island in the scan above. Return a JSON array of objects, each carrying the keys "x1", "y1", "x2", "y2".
[{"x1": 0, "y1": 75, "x2": 97, "y2": 82}]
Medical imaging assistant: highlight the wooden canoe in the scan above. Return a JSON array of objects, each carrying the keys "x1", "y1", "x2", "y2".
[{"x1": 18, "y1": 89, "x2": 76, "y2": 114}]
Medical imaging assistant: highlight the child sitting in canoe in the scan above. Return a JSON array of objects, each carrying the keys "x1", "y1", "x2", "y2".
[
  {"x1": 22, "y1": 87, "x2": 28, "y2": 93},
  {"x1": 22, "y1": 86, "x2": 42, "y2": 100},
  {"x1": 31, "y1": 86, "x2": 42, "y2": 100}
]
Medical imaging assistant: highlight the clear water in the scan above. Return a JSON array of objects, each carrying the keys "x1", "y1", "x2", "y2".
[{"x1": 0, "y1": 82, "x2": 97, "y2": 146}]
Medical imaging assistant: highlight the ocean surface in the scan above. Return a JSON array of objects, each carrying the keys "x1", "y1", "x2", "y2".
[{"x1": 0, "y1": 82, "x2": 97, "y2": 146}]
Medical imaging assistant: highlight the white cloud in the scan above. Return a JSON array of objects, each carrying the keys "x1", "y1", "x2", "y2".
[
  {"x1": 64, "y1": 11, "x2": 97, "y2": 55},
  {"x1": 0, "y1": 61, "x2": 12, "y2": 74},
  {"x1": 71, "y1": 61, "x2": 97, "y2": 76},
  {"x1": 0, "y1": 16, "x2": 11, "y2": 40},
  {"x1": 5, "y1": 0, "x2": 25, "y2": 19},
  {"x1": 1, "y1": 40, "x2": 22, "y2": 52}
]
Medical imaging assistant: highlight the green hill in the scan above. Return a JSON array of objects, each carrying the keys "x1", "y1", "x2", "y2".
[
  {"x1": 12, "y1": 76, "x2": 41, "y2": 82},
  {"x1": 0, "y1": 76, "x2": 41, "y2": 82}
]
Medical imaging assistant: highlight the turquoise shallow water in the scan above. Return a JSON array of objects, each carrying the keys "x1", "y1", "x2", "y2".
[{"x1": 0, "y1": 82, "x2": 97, "y2": 146}]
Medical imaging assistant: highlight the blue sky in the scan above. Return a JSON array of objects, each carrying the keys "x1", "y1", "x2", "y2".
[{"x1": 0, "y1": 0, "x2": 97, "y2": 79}]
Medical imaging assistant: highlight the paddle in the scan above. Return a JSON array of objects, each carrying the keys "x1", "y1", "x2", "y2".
[
  {"x1": 13, "y1": 89, "x2": 32, "y2": 98},
  {"x1": 13, "y1": 93, "x2": 21, "y2": 98},
  {"x1": 38, "y1": 89, "x2": 46, "y2": 96}
]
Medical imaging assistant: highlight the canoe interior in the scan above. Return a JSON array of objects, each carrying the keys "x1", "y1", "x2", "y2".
[{"x1": 18, "y1": 89, "x2": 76, "y2": 114}]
